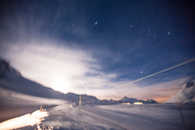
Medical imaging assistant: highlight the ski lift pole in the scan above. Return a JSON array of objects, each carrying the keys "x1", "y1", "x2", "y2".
[{"x1": 79, "y1": 95, "x2": 82, "y2": 106}]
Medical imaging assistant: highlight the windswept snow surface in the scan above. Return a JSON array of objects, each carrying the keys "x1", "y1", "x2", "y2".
[{"x1": 17, "y1": 104, "x2": 195, "y2": 130}]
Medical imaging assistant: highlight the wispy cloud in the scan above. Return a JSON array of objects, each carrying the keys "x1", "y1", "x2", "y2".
[{"x1": 1, "y1": 40, "x2": 116, "y2": 93}]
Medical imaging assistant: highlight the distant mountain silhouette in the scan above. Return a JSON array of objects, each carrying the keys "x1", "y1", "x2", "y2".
[{"x1": 0, "y1": 58, "x2": 157, "y2": 105}]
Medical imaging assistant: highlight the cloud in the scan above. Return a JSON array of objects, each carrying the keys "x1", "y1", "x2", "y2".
[
  {"x1": 1, "y1": 40, "x2": 117, "y2": 93},
  {"x1": 1, "y1": 39, "x2": 188, "y2": 102}
]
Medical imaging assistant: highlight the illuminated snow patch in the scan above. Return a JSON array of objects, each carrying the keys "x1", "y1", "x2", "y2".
[
  {"x1": 0, "y1": 110, "x2": 48, "y2": 130},
  {"x1": 133, "y1": 102, "x2": 143, "y2": 105}
]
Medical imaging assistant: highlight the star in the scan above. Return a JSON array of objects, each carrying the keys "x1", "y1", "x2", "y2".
[
  {"x1": 94, "y1": 21, "x2": 98, "y2": 25},
  {"x1": 140, "y1": 71, "x2": 144, "y2": 74}
]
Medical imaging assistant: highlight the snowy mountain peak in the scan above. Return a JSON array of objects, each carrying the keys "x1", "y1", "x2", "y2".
[
  {"x1": 186, "y1": 80, "x2": 194, "y2": 88},
  {"x1": 0, "y1": 58, "x2": 21, "y2": 79},
  {"x1": 167, "y1": 79, "x2": 195, "y2": 104}
]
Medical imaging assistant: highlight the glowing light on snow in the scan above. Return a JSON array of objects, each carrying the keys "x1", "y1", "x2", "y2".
[
  {"x1": 0, "y1": 110, "x2": 48, "y2": 130},
  {"x1": 134, "y1": 102, "x2": 143, "y2": 105}
]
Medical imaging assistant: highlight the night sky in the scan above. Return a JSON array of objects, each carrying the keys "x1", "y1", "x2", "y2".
[{"x1": 0, "y1": 0, "x2": 194, "y2": 102}]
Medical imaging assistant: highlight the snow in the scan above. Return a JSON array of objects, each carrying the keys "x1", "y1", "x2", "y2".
[
  {"x1": 1, "y1": 59, "x2": 195, "y2": 130},
  {"x1": 0, "y1": 110, "x2": 48, "y2": 130},
  {"x1": 8, "y1": 104, "x2": 194, "y2": 130}
]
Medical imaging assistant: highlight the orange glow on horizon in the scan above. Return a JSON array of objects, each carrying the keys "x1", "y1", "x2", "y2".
[{"x1": 154, "y1": 96, "x2": 170, "y2": 103}]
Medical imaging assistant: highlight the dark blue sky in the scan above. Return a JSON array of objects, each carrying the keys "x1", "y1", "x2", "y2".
[{"x1": 0, "y1": 0, "x2": 194, "y2": 100}]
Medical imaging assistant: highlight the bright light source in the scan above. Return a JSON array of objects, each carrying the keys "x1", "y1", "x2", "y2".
[{"x1": 134, "y1": 102, "x2": 143, "y2": 105}]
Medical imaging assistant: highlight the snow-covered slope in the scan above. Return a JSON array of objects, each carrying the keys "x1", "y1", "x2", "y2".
[
  {"x1": 0, "y1": 58, "x2": 69, "y2": 121},
  {"x1": 0, "y1": 58, "x2": 73, "y2": 101},
  {"x1": 0, "y1": 58, "x2": 21, "y2": 79},
  {"x1": 11, "y1": 104, "x2": 194, "y2": 130},
  {"x1": 167, "y1": 79, "x2": 195, "y2": 104}
]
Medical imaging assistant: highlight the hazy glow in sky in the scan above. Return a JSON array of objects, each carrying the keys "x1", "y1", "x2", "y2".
[
  {"x1": 2, "y1": 40, "x2": 118, "y2": 93},
  {"x1": 1, "y1": 40, "x2": 188, "y2": 102},
  {"x1": 3, "y1": 41, "x2": 95, "y2": 93}
]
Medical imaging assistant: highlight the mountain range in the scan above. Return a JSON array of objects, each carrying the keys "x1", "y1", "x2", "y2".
[{"x1": 0, "y1": 58, "x2": 157, "y2": 106}]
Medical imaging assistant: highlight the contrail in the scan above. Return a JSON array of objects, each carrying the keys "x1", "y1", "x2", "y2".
[{"x1": 132, "y1": 58, "x2": 195, "y2": 84}]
